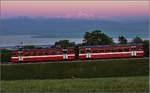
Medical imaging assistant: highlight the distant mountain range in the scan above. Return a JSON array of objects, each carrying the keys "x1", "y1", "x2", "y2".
[{"x1": 0, "y1": 17, "x2": 148, "y2": 38}]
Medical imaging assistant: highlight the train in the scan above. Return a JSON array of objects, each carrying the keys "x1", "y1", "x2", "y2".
[{"x1": 11, "y1": 44, "x2": 144, "y2": 63}]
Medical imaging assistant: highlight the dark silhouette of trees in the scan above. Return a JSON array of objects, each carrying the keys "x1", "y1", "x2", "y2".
[
  {"x1": 83, "y1": 30, "x2": 114, "y2": 45},
  {"x1": 23, "y1": 45, "x2": 36, "y2": 49},
  {"x1": 0, "y1": 49, "x2": 11, "y2": 62},
  {"x1": 131, "y1": 37, "x2": 143, "y2": 44},
  {"x1": 118, "y1": 36, "x2": 127, "y2": 44},
  {"x1": 54, "y1": 40, "x2": 75, "y2": 48},
  {"x1": 143, "y1": 40, "x2": 149, "y2": 57}
]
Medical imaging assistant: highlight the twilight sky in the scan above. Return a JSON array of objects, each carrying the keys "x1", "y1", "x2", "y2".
[{"x1": 1, "y1": 1, "x2": 149, "y2": 19}]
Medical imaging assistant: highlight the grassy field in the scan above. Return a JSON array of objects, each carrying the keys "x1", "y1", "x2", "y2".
[
  {"x1": 1, "y1": 58, "x2": 149, "y2": 92},
  {"x1": 1, "y1": 76, "x2": 149, "y2": 92},
  {"x1": 1, "y1": 58, "x2": 149, "y2": 80}
]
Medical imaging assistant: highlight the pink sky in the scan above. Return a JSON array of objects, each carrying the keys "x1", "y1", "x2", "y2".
[{"x1": 1, "y1": 1, "x2": 149, "y2": 19}]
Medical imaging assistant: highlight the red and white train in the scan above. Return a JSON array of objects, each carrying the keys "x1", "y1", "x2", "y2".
[{"x1": 11, "y1": 44, "x2": 144, "y2": 63}]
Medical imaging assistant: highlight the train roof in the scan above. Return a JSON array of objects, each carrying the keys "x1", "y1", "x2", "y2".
[
  {"x1": 12, "y1": 44, "x2": 143, "y2": 51},
  {"x1": 79, "y1": 44, "x2": 143, "y2": 48}
]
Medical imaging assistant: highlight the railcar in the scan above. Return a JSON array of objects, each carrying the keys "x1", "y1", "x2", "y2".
[{"x1": 11, "y1": 44, "x2": 144, "y2": 63}]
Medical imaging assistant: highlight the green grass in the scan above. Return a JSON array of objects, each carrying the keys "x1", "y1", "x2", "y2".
[
  {"x1": 1, "y1": 58, "x2": 149, "y2": 80},
  {"x1": 1, "y1": 76, "x2": 149, "y2": 92}
]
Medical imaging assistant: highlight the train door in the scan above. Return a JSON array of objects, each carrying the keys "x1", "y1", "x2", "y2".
[
  {"x1": 131, "y1": 46, "x2": 137, "y2": 56},
  {"x1": 86, "y1": 48, "x2": 91, "y2": 59},
  {"x1": 74, "y1": 46, "x2": 79, "y2": 59},
  {"x1": 18, "y1": 50, "x2": 23, "y2": 62},
  {"x1": 63, "y1": 49, "x2": 68, "y2": 60}
]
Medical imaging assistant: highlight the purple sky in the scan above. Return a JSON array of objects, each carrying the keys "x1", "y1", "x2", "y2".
[{"x1": 1, "y1": 1, "x2": 149, "y2": 19}]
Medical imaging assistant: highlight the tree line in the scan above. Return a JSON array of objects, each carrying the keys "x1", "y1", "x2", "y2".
[
  {"x1": 0, "y1": 30, "x2": 149, "y2": 62},
  {"x1": 53, "y1": 30, "x2": 149, "y2": 57}
]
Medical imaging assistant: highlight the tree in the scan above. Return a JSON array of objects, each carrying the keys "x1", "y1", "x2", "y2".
[
  {"x1": 83, "y1": 30, "x2": 114, "y2": 45},
  {"x1": 118, "y1": 36, "x2": 127, "y2": 44},
  {"x1": 54, "y1": 40, "x2": 75, "y2": 48},
  {"x1": 0, "y1": 49, "x2": 11, "y2": 63},
  {"x1": 143, "y1": 40, "x2": 149, "y2": 57},
  {"x1": 132, "y1": 37, "x2": 143, "y2": 44},
  {"x1": 23, "y1": 45, "x2": 36, "y2": 49}
]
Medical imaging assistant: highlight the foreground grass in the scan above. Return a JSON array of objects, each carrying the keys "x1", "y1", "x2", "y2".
[
  {"x1": 1, "y1": 58, "x2": 149, "y2": 80},
  {"x1": 1, "y1": 76, "x2": 149, "y2": 92}
]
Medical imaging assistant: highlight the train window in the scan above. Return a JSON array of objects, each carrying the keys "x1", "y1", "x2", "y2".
[
  {"x1": 59, "y1": 51, "x2": 62, "y2": 54},
  {"x1": 38, "y1": 52, "x2": 40, "y2": 55},
  {"x1": 18, "y1": 51, "x2": 22, "y2": 54},
  {"x1": 45, "y1": 52, "x2": 48, "y2": 55},
  {"x1": 68, "y1": 50, "x2": 74, "y2": 54},
  {"x1": 56, "y1": 51, "x2": 60, "y2": 55},
  {"x1": 67, "y1": 50, "x2": 70, "y2": 54},
  {"x1": 29, "y1": 52, "x2": 32, "y2": 56},
  {"x1": 124, "y1": 48, "x2": 129, "y2": 52},
  {"x1": 118, "y1": 49, "x2": 123, "y2": 52},
  {"x1": 32, "y1": 52, "x2": 37, "y2": 56},
  {"x1": 112, "y1": 48, "x2": 117, "y2": 52},
  {"x1": 86, "y1": 48, "x2": 90, "y2": 53},
  {"x1": 137, "y1": 47, "x2": 143, "y2": 51},
  {"x1": 12, "y1": 52, "x2": 17, "y2": 56},
  {"x1": 105, "y1": 49, "x2": 110, "y2": 52},
  {"x1": 49, "y1": 51, "x2": 52, "y2": 55},
  {"x1": 72, "y1": 50, "x2": 74, "y2": 53},
  {"x1": 34, "y1": 52, "x2": 38, "y2": 55},
  {"x1": 99, "y1": 50, "x2": 104, "y2": 53},
  {"x1": 13, "y1": 52, "x2": 16, "y2": 55},
  {"x1": 63, "y1": 49, "x2": 67, "y2": 54},
  {"x1": 93, "y1": 50, "x2": 98, "y2": 53},
  {"x1": 38, "y1": 52, "x2": 43, "y2": 55},
  {"x1": 41, "y1": 52, "x2": 44, "y2": 55},
  {"x1": 24, "y1": 52, "x2": 30, "y2": 56},
  {"x1": 132, "y1": 48, "x2": 136, "y2": 51},
  {"x1": 50, "y1": 51, "x2": 55, "y2": 55}
]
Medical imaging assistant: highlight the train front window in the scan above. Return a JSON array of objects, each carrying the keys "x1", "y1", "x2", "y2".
[
  {"x1": 86, "y1": 48, "x2": 90, "y2": 53},
  {"x1": 132, "y1": 48, "x2": 136, "y2": 51},
  {"x1": 63, "y1": 49, "x2": 68, "y2": 54},
  {"x1": 137, "y1": 47, "x2": 143, "y2": 51}
]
